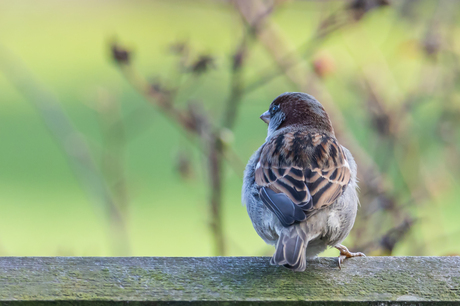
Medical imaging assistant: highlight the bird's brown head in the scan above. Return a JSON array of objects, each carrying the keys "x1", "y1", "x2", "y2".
[{"x1": 260, "y1": 92, "x2": 334, "y2": 136}]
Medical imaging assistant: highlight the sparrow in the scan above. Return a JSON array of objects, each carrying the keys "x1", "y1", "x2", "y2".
[{"x1": 242, "y1": 92, "x2": 364, "y2": 271}]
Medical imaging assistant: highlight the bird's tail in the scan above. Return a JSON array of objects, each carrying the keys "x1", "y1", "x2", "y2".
[{"x1": 270, "y1": 225, "x2": 308, "y2": 272}]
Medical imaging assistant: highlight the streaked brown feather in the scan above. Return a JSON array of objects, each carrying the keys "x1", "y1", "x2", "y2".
[{"x1": 255, "y1": 131, "x2": 351, "y2": 212}]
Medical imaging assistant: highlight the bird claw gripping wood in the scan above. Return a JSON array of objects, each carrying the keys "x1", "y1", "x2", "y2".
[{"x1": 335, "y1": 244, "x2": 365, "y2": 269}]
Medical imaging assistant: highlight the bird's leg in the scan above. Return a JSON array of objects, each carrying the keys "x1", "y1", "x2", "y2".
[{"x1": 335, "y1": 244, "x2": 365, "y2": 269}]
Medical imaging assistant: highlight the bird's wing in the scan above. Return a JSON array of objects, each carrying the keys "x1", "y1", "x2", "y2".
[{"x1": 255, "y1": 132, "x2": 351, "y2": 227}]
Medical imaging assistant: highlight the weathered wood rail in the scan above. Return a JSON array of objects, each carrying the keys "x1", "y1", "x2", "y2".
[{"x1": 0, "y1": 257, "x2": 459, "y2": 305}]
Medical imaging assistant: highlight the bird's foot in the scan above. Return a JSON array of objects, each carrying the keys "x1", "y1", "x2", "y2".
[{"x1": 335, "y1": 244, "x2": 365, "y2": 269}]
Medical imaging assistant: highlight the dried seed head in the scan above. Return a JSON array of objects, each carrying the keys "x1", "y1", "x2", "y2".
[
  {"x1": 111, "y1": 43, "x2": 131, "y2": 64},
  {"x1": 190, "y1": 55, "x2": 215, "y2": 74}
]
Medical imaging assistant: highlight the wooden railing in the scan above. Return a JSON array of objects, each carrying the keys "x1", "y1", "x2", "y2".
[{"x1": 0, "y1": 257, "x2": 459, "y2": 305}]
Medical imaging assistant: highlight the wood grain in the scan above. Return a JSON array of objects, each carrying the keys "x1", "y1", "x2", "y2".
[{"x1": 0, "y1": 256, "x2": 459, "y2": 305}]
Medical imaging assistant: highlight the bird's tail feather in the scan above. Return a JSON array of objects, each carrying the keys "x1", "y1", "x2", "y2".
[{"x1": 270, "y1": 225, "x2": 308, "y2": 272}]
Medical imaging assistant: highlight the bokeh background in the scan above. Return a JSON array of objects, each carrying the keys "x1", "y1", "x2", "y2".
[{"x1": 1, "y1": 0, "x2": 460, "y2": 257}]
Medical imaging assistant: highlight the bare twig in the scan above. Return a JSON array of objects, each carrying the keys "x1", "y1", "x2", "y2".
[
  {"x1": 240, "y1": 0, "x2": 388, "y2": 94},
  {"x1": 112, "y1": 34, "x2": 250, "y2": 255},
  {"x1": 233, "y1": 0, "x2": 420, "y2": 255}
]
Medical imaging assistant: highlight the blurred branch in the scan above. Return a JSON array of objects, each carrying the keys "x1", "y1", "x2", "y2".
[
  {"x1": 222, "y1": 35, "x2": 249, "y2": 130},
  {"x1": 233, "y1": 0, "x2": 420, "y2": 255},
  {"x1": 240, "y1": 0, "x2": 389, "y2": 94},
  {"x1": 348, "y1": 0, "x2": 455, "y2": 200},
  {"x1": 356, "y1": 217, "x2": 415, "y2": 255},
  {"x1": 234, "y1": 0, "x2": 310, "y2": 92},
  {"x1": 233, "y1": 0, "x2": 392, "y2": 203},
  {"x1": 342, "y1": 0, "x2": 460, "y2": 254},
  {"x1": 95, "y1": 90, "x2": 129, "y2": 217},
  {"x1": 112, "y1": 36, "x2": 250, "y2": 255},
  {"x1": 0, "y1": 46, "x2": 130, "y2": 256},
  {"x1": 210, "y1": 30, "x2": 250, "y2": 255},
  {"x1": 112, "y1": 51, "x2": 245, "y2": 176},
  {"x1": 113, "y1": 52, "x2": 225, "y2": 254}
]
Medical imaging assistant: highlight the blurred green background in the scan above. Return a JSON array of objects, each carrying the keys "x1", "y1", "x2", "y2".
[{"x1": 1, "y1": 0, "x2": 460, "y2": 257}]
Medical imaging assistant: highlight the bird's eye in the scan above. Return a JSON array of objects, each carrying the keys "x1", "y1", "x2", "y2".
[{"x1": 271, "y1": 104, "x2": 280, "y2": 114}]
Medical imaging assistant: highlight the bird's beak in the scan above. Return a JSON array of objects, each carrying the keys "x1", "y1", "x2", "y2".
[{"x1": 260, "y1": 111, "x2": 270, "y2": 124}]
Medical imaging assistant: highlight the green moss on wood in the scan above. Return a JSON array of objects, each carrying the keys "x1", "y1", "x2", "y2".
[{"x1": 0, "y1": 257, "x2": 458, "y2": 305}]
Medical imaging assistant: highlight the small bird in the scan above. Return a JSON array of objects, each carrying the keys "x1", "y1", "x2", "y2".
[{"x1": 242, "y1": 92, "x2": 364, "y2": 271}]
